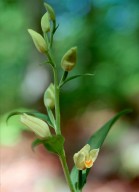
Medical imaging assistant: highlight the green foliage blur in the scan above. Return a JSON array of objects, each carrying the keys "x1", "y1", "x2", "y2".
[
  {"x1": 0, "y1": 0, "x2": 139, "y2": 145},
  {"x1": 53, "y1": 0, "x2": 139, "y2": 118}
]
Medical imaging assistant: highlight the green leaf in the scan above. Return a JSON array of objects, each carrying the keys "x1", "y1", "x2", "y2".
[
  {"x1": 29, "y1": 112, "x2": 52, "y2": 126},
  {"x1": 7, "y1": 111, "x2": 53, "y2": 128},
  {"x1": 88, "y1": 109, "x2": 132, "y2": 148},
  {"x1": 70, "y1": 167, "x2": 79, "y2": 191},
  {"x1": 6, "y1": 111, "x2": 24, "y2": 123},
  {"x1": 70, "y1": 109, "x2": 132, "y2": 190},
  {"x1": 59, "y1": 73, "x2": 94, "y2": 88},
  {"x1": 31, "y1": 135, "x2": 65, "y2": 156},
  {"x1": 43, "y1": 135, "x2": 65, "y2": 156}
]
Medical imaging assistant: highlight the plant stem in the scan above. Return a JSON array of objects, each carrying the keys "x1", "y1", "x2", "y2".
[
  {"x1": 78, "y1": 170, "x2": 82, "y2": 192},
  {"x1": 46, "y1": 52, "x2": 61, "y2": 135},
  {"x1": 46, "y1": 41, "x2": 75, "y2": 192},
  {"x1": 60, "y1": 150, "x2": 75, "y2": 192},
  {"x1": 53, "y1": 66, "x2": 61, "y2": 135}
]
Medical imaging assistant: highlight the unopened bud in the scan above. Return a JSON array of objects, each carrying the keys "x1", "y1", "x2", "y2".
[
  {"x1": 44, "y1": 83, "x2": 55, "y2": 109},
  {"x1": 20, "y1": 113, "x2": 51, "y2": 138},
  {"x1": 41, "y1": 12, "x2": 50, "y2": 33},
  {"x1": 61, "y1": 47, "x2": 77, "y2": 71},
  {"x1": 44, "y1": 3, "x2": 55, "y2": 21},
  {"x1": 28, "y1": 29, "x2": 47, "y2": 53}
]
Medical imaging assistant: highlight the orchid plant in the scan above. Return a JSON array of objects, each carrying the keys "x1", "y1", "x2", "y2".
[{"x1": 8, "y1": 2, "x2": 131, "y2": 192}]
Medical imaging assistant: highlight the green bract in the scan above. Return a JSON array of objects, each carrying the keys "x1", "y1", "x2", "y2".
[
  {"x1": 44, "y1": 2, "x2": 56, "y2": 21},
  {"x1": 20, "y1": 113, "x2": 51, "y2": 138},
  {"x1": 73, "y1": 144, "x2": 99, "y2": 170},
  {"x1": 28, "y1": 29, "x2": 47, "y2": 53}
]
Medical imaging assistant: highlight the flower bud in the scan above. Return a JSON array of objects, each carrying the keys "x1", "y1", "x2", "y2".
[
  {"x1": 41, "y1": 12, "x2": 50, "y2": 33},
  {"x1": 61, "y1": 47, "x2": 77, "y2": 71},
  {"x1": 20, "y1": 113, "x2": 51, "y2": 138},
  {"x1": 44, "y1": 83, "x2": 55, "y2": 109},
  {"x1": 73, "y1": 144, "x2": 99, "y2": 170},
  {"x1": 28, "y1": 29, "x2": 47, "y2": 53},
  {"x1": 44, "y1": 3, "x2": 55, "y2": 21}
]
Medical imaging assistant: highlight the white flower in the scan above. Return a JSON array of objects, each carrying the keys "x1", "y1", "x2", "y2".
[
  {"x1": 28, "y1": 29, "x2": 47, "y2": 53},
  {"x1": 20, "y1": 113, "x2": 51, "y2": 138},
  {"x1": 73, "y1": 144, "x2": 99, "y2": 170}
]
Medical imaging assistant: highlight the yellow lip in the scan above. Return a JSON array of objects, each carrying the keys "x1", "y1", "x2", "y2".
[{"x1": 85, "y1": 160, "x2": 93, "y2": 168}]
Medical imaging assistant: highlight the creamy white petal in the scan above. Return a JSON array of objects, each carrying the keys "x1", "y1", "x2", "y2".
[
  {"x1": 90, "y1": 149, "x2": 99, "y2": 162},
  {"x1": 21, "y1": 113, "x2": 51, "y2": 138}
]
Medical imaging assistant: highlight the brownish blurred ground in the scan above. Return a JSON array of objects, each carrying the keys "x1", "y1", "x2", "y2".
[{"x1": 1, "y1": 132, "x2": 139, "y2": 192}]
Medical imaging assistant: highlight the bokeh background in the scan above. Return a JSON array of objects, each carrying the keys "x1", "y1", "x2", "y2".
[{"x1": 1, "y1": 0, "x2": 139, "y2": 191}]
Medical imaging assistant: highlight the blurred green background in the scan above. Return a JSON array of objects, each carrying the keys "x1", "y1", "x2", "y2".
[
  {"x1": 1, "y1": 0, "x2": 139, "y2": 191},
  {"x1": 1, "y1": 0, "x2": 139, "y2": 115}
]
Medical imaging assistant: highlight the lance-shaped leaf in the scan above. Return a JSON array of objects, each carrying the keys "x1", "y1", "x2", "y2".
[
  {"x1": 7, "y1": 111, "x2": 53, "y2": 128},
  {"x1": 47, "y1": 107, "x2": 56, "y2": 131},
  {"x1": 70, "y1": 109, "x2": 132, "y2": 190}
]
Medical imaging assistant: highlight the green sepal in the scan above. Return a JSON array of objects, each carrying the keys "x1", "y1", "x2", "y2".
[
  {"x1": 44, "y1": 2, "x2": 58, "y2": 47},
  {"x1": 70, "y1": 109, "x2": 132, "y2": 190},
  {"x1": 59, "y1": 73, "x2": 94, "y2": 88},
  {"x1": 44, "y1": 2, "x2": 56, "y2": 22},
  {"x1": 6, "y1": 111, "x2": 53, "y2": 128},
  {"x1": 47, "y1": 107, "x2": 56, "y2": 131}
]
